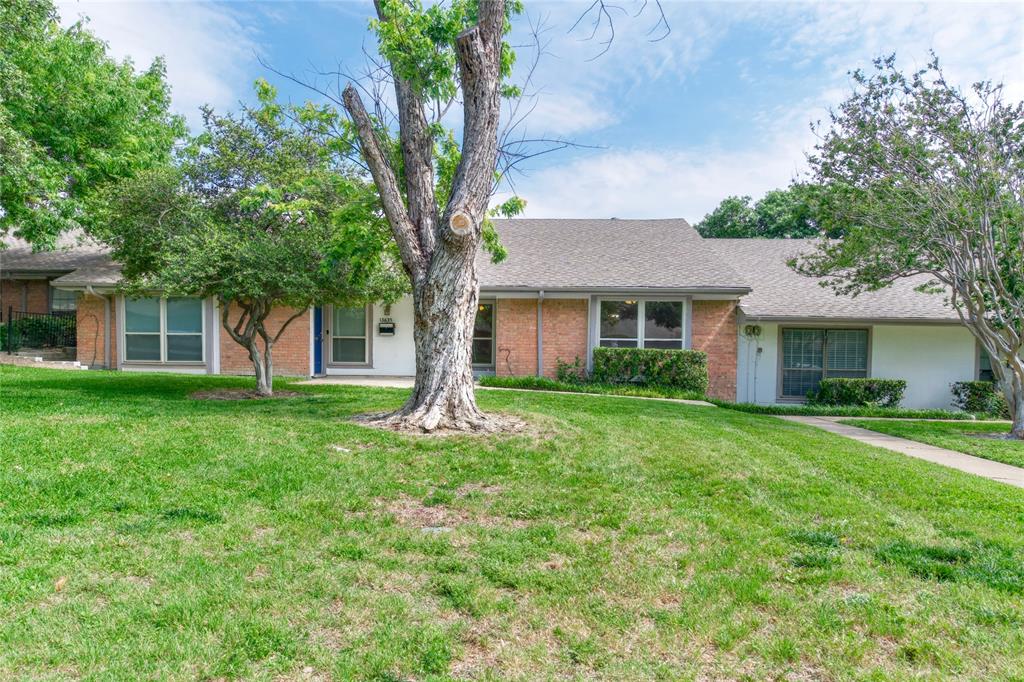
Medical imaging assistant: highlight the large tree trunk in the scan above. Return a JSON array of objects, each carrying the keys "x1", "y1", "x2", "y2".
[{"x1": 343, "y1": 0, "x2": 508, "y2": 431}]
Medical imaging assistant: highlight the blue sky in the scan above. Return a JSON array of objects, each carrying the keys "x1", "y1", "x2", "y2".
[{"x1": 57, "y1": 1, "x2": 1023, "y2": 223}]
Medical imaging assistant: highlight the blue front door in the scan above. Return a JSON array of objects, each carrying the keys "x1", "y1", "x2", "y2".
[{"x1": 313, "y1": 306, "x2": 324, "y2": 375}]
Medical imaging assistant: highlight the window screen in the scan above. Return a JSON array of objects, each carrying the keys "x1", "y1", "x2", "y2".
[{"x1": 781, "y1": 328, "x2": 869, "y2": 399}]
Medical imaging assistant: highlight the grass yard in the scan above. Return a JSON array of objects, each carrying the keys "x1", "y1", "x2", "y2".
[
  {"x1": 2, "y1": 366, "x2": 1024, "y2": 680},
  {"x1": 842, "y1": 419, "x2": 1024, "y2": 469}
]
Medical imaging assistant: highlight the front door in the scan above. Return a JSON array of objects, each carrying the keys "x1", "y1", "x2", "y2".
[{"x1": 313, "y1": 306, "x2": 324, "y2": 375}]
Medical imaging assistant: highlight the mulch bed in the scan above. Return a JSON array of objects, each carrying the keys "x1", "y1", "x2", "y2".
[{"x1": 189, "y1": 389, "x2": 307, "y2": 401}]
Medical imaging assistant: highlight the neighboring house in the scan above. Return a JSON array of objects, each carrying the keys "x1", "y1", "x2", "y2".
[
  {"x1": 3, "y1": 219, "x2": 990, "y2": 409},
  {"x1": 0, "y1": 234, "x2": 108, "y2": 318}
]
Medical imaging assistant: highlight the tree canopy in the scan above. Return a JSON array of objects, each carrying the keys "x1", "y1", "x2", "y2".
[
  {"x1": 793, "y1": 56, "x2": 1024, "y2": 438},
  {"x1": 0, "y1": 0, "x2": 183, "y2": 246},
  {"x1": 94, "y1": 81, "x2": 405, "y2": 395},
  {"x1": 696, "y1": 184, "x2": 830, "y2": 239}
]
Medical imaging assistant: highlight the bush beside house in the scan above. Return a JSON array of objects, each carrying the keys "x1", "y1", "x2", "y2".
[
  {"x1": 810, "y1": 378, "x2": 907, "y2": 408},
  {"x1": 951, "y1": 381, "x2": 1011, "y2": 419},
  {"x1": 591, "y1": 348, "x2": 709, "y2": 394}
]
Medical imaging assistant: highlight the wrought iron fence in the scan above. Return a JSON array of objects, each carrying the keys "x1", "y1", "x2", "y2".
[{"x1": 3, "y1": 307, "x2": 77, "y2": 353}]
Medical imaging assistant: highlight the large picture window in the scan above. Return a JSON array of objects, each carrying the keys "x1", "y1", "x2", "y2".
[
  {"x1": 599, "y1": 299, "x2": 683, "y2": 349},
  {"x1": 331, "y1": 305, "x2": 368, "y2": 364},
  {"x1": 781, "y1": 328, "x2": 868, "y2": 399},
  {"x1": 124, "y1": 297, "x2": 204, "y2": 363},
  {"x1": 472, "y1": 301, "x2": 495, "y2": 367}
]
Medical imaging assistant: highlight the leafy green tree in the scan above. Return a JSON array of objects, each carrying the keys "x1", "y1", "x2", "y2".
[
  {"x1": 0, "y1": 0, "x2": 184, "y2": 246},
  {"x1": 695, "y1": 195, "x2": 755, "y2": 237},
  {"x1": 95, "y1": 82, "x2": 404, "y2": 396},
  {"x1": 697, "y1": 185, "x2": 828, "y2": 239},
  {"x1": 794, "y1": 57, "x2": 1024, "y2": 438}
]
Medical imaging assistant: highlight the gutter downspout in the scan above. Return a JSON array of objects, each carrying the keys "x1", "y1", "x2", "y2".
[
  {"x1": 86, "y1": 286, "x2": 111, "y2": 369},
  {"x1": 536, "y1": 290, "x2": 544, "y2": 377}
]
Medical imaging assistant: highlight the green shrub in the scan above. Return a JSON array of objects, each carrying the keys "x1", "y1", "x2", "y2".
[
  {"x1": 591, "y1": 347, "x2": 708, "y2": 394},
  {"x1": 951, "y1": 381, "x2": 1010, "y2": 419},
  {"x1": 809, "y1": 378, "x2": 907, "y2": 407},
  {"x1": 555, "y1": 356, "x2": 586, "y2": 384}
]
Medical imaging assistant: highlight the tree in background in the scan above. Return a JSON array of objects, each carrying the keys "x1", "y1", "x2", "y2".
[
  {"x1": 696, "y1": 184, "x2": 832, "y2": 239},
  {"x1": 794, "y1": 57, "x2": 1024, "y2": 439},
  {"x1": 95, "y1": 82, "x2": 404, "y2": 396},
  {"x1": 0, "y1": 0, "x2": 183, "y2": 246}
]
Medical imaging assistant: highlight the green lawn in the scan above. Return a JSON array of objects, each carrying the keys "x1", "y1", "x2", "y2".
[
  {"x1": 842, "y1": 419, "x2": 1024, "y2": 469},
  {"x1": 2, "y1": 366, "x2": 1023, "y2": 680}
]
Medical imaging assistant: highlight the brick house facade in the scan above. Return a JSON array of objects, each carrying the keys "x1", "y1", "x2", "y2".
[{"x1": 219, "y1": 303, "x2": 311, "y2": 377}]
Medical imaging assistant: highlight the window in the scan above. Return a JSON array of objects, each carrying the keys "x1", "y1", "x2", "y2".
[
  {"x1": 50, "y1": 288, "x2": 77, "y2": 313},
  {"x1": 979, "y1": 347, "x2": 995, "y2": 382},
  {"x1": 331, "y1": 305, "x2": 367, "y2": 364},
  {"x1": 472, "y1": 301, "x2": 495, "y2": 367},
  {"x1": 124, "y1": 297, "x2": 204, "y2": 363},
  {"x1": 599, "y1": 299, "x2": 683, "y2": 349},
  {"x1": 781, "y1": 328, "x2": 868, "y2": 399}
]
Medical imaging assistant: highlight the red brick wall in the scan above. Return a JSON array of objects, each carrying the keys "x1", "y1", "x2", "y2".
[
  {"x1": 691, "y1": 300, "x2": 738, "y2": 400},
  {"x1": 495, "y1": 298, "x2": 589, "y2": 378},
  {"x1": 219, "y1": 303, "x2": 310, "y2": 377},
  {"x1": 76, "y1": 293, "x2": 116, "y2": 368},
  {"x1": 541, "y1": 299, "x2": 589, "y2": 378},
  {"x1": 495, "y1": 298, "x2": 537, "y2": 376},
  {"x1": 1, "y1": 279, "x2": 50, "y2": 315}
]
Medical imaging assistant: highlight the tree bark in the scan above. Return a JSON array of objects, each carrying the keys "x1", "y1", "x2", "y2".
[
  {"x1": 343, "y1": 0, "x2": 508, "y2": 431},
  {"x1": 219, "y1": 297, "x2": 306, "y2": 398}
]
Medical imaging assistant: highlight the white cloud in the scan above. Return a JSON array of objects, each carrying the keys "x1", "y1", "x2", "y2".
[
  {"x1": 56, "y1": 0, "x2": 259, "y2": 126},
  {"x1": 513, "y1": 127, "x2": 810, "y2": 223},
  {"x1": 512, "y1": 1, "x2": 1023, "y2": 222}
]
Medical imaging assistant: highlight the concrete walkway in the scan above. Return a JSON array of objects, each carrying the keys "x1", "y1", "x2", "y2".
[{"x1": 780, "y1": 415, "x2": 1024, "y2": 488}]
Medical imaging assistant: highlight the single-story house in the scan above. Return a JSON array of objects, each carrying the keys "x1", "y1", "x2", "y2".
[{"x1": 1, "y1": 218, "x2": 992, "y2": 409}]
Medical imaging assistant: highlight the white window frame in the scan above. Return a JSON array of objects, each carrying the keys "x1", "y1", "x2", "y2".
[
  {"x1": 122, "y1": 297, "x2": 206, "y2": 365},
  {"x1": 597, "y1": 298, "x2": 685, "y2": 350},
  {"x1": 328, "y1": 304, "x2": 371, "y2": 366}
]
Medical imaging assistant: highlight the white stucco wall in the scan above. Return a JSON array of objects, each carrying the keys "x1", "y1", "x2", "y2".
[
  {"x1": 325, "y1": 295, "x2": 416, "y2": 376},
  {"x1": 737, "y1": 322, "x2": 978, "y2": 409},
  {"x1": 871, "y1": 325, "x2": 977, "y2": 409},
  {"x1": 737, "y1": 322, "x2": 781, "y2": 405}
]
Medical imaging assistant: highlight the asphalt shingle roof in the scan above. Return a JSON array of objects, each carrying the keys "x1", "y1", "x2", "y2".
[
  {"x1": 2, "y1": 222, "x2": 962, "y2": 322},
  {"x1": 479, "y1": 218, "x2": 751, "y2": 292},
  {"x1": 710, "y1": 239, "x2": 959, "y2": 322},
  {"x1": 1, "y1": 233, "x2": 110, "y2": 274}
]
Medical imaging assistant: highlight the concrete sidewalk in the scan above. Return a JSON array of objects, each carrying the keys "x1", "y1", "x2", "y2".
[{"x1": 780, "y1": 415, "x2": 1024, "y2": 489}]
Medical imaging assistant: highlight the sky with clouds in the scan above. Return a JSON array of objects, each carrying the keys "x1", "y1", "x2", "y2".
[{"x1": 56, "y1": 0, "x2": 1023, "y2": 224}]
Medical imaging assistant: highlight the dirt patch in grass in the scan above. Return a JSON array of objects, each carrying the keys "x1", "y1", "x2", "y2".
[
  {"x1": 352, "y1": 410, "x2": 534, "y2": 437},
  {"x1": 968, "y1": 432, "x2": 1020, "y2": 441},
  {"x1": 189, "y1": 389, "x2": 307, "y2": 401},
  {"x1": 382, "y1": 491, "x2": 528, "y2": 532}
]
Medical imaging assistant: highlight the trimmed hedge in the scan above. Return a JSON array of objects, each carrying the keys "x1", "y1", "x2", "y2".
[
  {"x1": 951, "y1": 381, "x2": 1010, "y2": 419},
  {"x1": 591, "y1": 347, "x2": 708, "y2": 394},
  {"x1": 809, "y1": 378, "x2": 907, "y2": 408}
]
